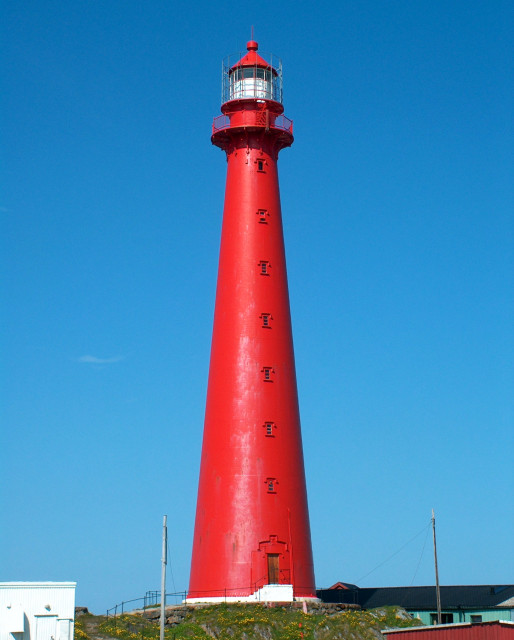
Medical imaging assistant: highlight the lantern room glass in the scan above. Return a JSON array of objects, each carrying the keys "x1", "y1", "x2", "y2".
[{"x1": 230, "y1": 67, "x2": 274, "y2": 100}]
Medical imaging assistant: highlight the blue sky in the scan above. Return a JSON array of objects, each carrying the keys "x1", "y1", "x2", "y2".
[{"x1": 2, "y1": 0, "x2": 513, "y2": 615}]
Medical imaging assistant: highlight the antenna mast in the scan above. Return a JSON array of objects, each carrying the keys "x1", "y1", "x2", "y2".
[{"x1": 432, "y1": 509, "x2": 442, "y2": 624}]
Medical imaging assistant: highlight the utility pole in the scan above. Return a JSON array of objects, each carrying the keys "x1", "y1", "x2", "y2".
[
  {"x1": 160, "y1": 515, "x2": 167, "y2": 640},
  {"x1": 432, "y1": 509, "x2": 442, "y2": 624}
]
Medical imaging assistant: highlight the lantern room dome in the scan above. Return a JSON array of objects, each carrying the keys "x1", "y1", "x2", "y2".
[{"x1": 231, "y1": 40, "x2": 278, "y2": 75}]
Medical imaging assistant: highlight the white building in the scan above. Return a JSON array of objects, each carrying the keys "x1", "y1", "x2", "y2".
[{"x1": 0, "y1": 583, "x2": 76, "y2": 640}]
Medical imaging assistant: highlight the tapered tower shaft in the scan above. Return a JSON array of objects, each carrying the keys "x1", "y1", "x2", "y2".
[{"x1": 188, "y1": 41, "x2": 315, "y2": 602}]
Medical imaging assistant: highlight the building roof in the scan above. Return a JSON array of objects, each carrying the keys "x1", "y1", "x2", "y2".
[
  {"x1": 328, "y1": 581, "x2": 359, "y2": 590},
  {"x1": 317, "y1": 585, "x2": 514, "y2": 610},
  {"x1": 0, "y1": 582, "x2": 77, "y2": 588},
  {"x1": 384, "y1": 621, "x2": 514, "y2": 634},
  {"x1": 230, "y1": 41, "x2": 273, "y2": 71}
]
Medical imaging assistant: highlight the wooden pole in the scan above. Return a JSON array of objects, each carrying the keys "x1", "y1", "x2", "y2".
[{"x1": 432, "y1": 509, "x2": 442, "y2": 624}]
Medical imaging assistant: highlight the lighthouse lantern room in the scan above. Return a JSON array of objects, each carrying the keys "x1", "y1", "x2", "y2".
[{"x1": 225, "y1": 40, "x2": 282, "y2": 102}]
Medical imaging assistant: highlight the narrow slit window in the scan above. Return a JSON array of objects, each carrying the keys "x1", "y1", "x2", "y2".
[
  {"x1": 264, "y1": 422, "x2": 274, "y2": 436},
  {"x1": 262, "y1": 366, "x2": 274, "y2": 382},
  {"x1": 257, "y1": 160, "x2": 265, "y2": 171},
  {"x1": 257, "y1": 209, "x2": 268, "y2": 223},
  {"x1": 266, "y1": 478, "x2": 276, "y2": 493},
  {"x1": 259, "y1": 260, "x2": 270, "y2": 275},
  {"x1": 260, "y1": 313, "x2": 272, "y2": 328}
]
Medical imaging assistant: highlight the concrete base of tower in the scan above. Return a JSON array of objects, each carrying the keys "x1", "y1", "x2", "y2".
[{"x1": 186, "y1": 584, "x2": 319, "y2": 604}]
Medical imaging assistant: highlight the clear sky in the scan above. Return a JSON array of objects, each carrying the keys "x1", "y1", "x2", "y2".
[{"x1": 2, "y1": 0, "x2": 513, "y2": 615}]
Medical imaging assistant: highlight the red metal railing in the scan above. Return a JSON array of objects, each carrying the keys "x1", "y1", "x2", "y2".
[
  {"x1": 212, "y1": 115, "x2": 230, "y2": 131},
  {"x1": 212, "y1": 113, "x2": 293, "y2": 135},
  {"x1": 275, "y1": 115, "x2": 293, "y2": 133}
]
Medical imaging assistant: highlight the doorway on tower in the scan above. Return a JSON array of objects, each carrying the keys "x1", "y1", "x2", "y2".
[
  {"x1": 267, "y1": 554, "x2": 280, "y2": 584},
  {"x1": 252, "y1": 536, "x2": 291, "y2": 589}
]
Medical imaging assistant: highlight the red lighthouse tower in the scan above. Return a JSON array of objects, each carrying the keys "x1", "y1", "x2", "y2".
[{"x1": 187, "y1": 40, "x2": 316, "y2": 603}]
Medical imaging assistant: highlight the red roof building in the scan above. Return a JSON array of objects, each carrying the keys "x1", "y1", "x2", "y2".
[{"x1": 383, "y1": 621, "x2": 514, "y2": 640}]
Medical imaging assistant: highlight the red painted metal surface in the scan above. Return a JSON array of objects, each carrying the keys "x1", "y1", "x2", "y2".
[
  {"x1": 384, "y1": 622, "x2": 514, "y2": 640},
  {"x1": 188, "y1": 41, "x2": 316, "y2": 600},
  {"x1": 231, "y1": 39, "x2": 274, "y2": 71},
  {"x1": 212, "y1": 112, "x2": 293, "y2": 135}
]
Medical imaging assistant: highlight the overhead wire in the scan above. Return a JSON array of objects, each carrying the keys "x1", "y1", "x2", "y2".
[
  {"x1": 356, "y1": 519, "x2": 432, "y2": 584},
  {"x1": 410, "y1": 520, "x2": 431, "y2": 586},
  {"x1": 166, "y1": 535, "x2": 177, "y2": 594}
]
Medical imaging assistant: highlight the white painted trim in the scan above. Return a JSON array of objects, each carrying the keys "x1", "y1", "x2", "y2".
[
  {"x1": 186, "y1": 584, "x2": 319, "y2": 604},
  {"x1": 0, "y1": 583, "x2": 76, "y2": 589}
]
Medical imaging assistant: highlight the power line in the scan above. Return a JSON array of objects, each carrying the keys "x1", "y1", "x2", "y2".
[
  {"x1": 166, "y1": 536, "x2": 176, "y2": 593},
  {"x1": 356, "y1": 520, "x2": 431, "y2": 584},
  {"x1": 410, "y1": 520, "x2": 431, "y2": 585}
]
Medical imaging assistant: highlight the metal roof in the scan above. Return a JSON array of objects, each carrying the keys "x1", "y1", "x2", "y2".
[
  {"x1": 230, "y1": 40, "x2": 277, "y2": 72},
  {"x1": 317, "y1": 585, "x2": 514, "y2": 609}
]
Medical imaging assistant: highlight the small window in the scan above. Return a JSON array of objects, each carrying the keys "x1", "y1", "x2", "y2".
[
  {"x1": 259, "y1": 261, "x2": 270, "y2": 275},
  {"x1": 431, "y1": 613, "x2": 453, "y2": 625},
  {"x1": 263, "y1": 421, "x2": 275, "y2": 436},
  {"x1": 257, "y1": 159, "x2": 265, "y2": 172},
  {"x1": 257, "y1": 209, "x2": 268, "y2": 223},
  {"x1": 470, "y1": 616, "x2": 482, "y2": 624},
  {"x1": 260, "y1": 313, "x2": 272, "y2": 328},
  {"x1": 266, "y1": 478, "x2": 276, "y2": 493},
  {"x1": 262, "y1": 366, "x2": 274, "y2": 382}
]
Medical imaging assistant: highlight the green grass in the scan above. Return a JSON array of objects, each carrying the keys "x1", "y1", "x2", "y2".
[
  {"x1": 98, "y1": 604, "x2": 422, "y2": 640},
  {"x1": 74, "y1": 618, "x2": 90, "y2": 640}
]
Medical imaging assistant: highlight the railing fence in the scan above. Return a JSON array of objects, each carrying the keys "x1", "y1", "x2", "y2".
[
  {"x1": 106, "y1": 584, "x2": 319, "y2": 617},
  {"x1": 106, "y1": 591, "x2": 187, "y2": 617}
]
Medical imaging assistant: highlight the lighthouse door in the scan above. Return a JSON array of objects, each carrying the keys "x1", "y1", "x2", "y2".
[
  {"x1": 252, "y1": 537, "x2": 291, "y2": 589},
  {"x1": 267, "y1": 554, "x2": 280, "y2": 584}
]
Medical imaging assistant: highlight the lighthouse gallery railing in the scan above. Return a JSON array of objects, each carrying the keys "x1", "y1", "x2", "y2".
[{"x1": 212, "y1": 113, "x2": 293, "y2": 135}]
